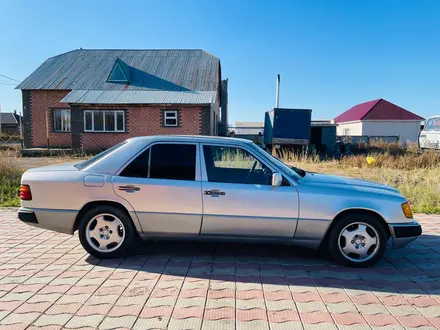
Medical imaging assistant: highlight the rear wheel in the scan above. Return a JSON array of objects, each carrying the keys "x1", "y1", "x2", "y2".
[
  {"x1": 78, "y1": 205, "x2": 136, "y2": 258},
  {"x1": 327, "y1": 214, "x2": 387, "y2": 267}
]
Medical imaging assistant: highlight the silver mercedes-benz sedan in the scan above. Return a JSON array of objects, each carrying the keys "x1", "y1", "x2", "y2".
[{"x1": 18, "y1": 136, "x2": 421, "y2": 267}]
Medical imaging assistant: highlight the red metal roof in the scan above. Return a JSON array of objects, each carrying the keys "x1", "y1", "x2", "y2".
[{"x1": 334, "y1": 99, "x2": 424, "y2": 123}]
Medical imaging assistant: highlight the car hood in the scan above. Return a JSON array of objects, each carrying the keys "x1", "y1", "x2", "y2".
[
  {"x1": 300, "y1": 172, "x2": 399, "y2": 194},
  {"x1": 26, "y1": 162, "x2": 79, "y2": 172}
]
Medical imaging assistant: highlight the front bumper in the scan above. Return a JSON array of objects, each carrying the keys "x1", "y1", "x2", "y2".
[{"x1": 389, "y1": 221, "x2": 422, "y2": 248}]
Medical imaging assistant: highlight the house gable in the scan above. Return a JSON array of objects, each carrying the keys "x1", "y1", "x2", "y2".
[
  {"x1": 362, "y1": 99, "x2": 424, "y2": 121},
  {"x1": 107, "y1": 58, "x2": 131, "y2": 83}
]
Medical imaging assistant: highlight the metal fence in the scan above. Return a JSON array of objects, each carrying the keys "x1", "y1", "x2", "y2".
[
  {"x1": 338, "y1": 135, "x2": 400, "y2": 145},
  {"x1": 0, "y1": 132, "x2": 22, "y2": 149}
]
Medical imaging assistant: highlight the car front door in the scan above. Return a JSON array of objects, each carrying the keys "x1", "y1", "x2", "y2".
[
  {"x1": 200, "y1": 143, "x2": 299, "y2": 238},
  {"x1": 112, "y1": 142, "x2": 202, "y2": 235}
]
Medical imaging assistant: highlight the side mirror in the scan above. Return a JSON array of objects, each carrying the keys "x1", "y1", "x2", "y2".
[{"x1": 272, "y1": 172, "x2": 282, "y2": 187}]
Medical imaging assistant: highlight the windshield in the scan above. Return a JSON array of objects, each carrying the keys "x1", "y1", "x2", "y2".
[
  {"x1": 75, "y1": 141, "x2": 127, "y2": 170},
  {"x1": 249, "y1": 144, "x2": 304, "y2": 181},
  {"x1": 425, "y1": 117, "x2": 440, "y2": 131}
]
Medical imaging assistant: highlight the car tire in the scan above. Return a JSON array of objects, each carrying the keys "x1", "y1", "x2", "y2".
[
  {"x1": 78, "y1": 205, "x2": 137, "y2": 259},
  {"x1": 327, "y1": 214, "x2": 387, "y2": 267}
]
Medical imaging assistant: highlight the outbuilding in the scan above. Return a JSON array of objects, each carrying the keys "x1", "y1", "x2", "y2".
[{"x1": 334, "y1": 99, "x2": 424, "y2": 145}]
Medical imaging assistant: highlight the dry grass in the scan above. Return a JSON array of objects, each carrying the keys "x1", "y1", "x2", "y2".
[
  {"x1": 286, "y1": 150, "x2": 440, "y2": 214},
  {"x1": 0, "y1": 150, "x2": 22, "y2": 207}
]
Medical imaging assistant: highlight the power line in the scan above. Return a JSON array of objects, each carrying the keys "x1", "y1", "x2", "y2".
[
  {"x1": 0, "y1": 74, "x2": 21, "y2": 83},
  {"x1": 0, "y1": 82, "x2": 17, "y2": 85}
]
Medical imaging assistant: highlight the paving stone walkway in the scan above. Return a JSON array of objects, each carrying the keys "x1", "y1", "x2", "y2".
[{"x1": 0, "y1": 210, "x2": 439, "y2": 329}]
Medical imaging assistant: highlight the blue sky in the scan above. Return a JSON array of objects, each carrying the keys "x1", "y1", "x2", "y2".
[{"x1": 0, "y1": 0, "x2": 439, "y2": 124}]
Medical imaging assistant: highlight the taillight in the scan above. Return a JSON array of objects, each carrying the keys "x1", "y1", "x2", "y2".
[{"x1": 20, "y1": 185, "x2": 32, "y2": 201}]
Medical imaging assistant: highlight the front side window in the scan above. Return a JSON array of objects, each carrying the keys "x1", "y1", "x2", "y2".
[
  {"x1": 53, "y1": 109, "x2": 71, "y2": 132},
  {"x1": 84, "y1": 110, "x2": 125, "y2": 132},
  {"x1": 164, "y1": 110, "x2": 178, "y2": 127},
  {"x1": 203, "y1": 145, "x2": 272, "y2": 185},
  {"x1": 119, "y1": 143, "x2": 196, "y2": 181}
]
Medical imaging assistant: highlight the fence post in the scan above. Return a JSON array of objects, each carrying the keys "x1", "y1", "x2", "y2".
[
  {"x1": 46, "y1": 110, "x2": 50, "y2": 151},
  {"x1": 19, "y1": 111, "x2": 24, "y2": 150}
]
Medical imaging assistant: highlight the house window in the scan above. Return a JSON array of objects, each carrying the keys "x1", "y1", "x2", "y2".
[
  {"x1": 84, "y1": 110, "x2": 125, "y2": 132},
  {"x1": 343, "y1": 128, "x2": 350, "y2": 135},
  {"x1": 163, "y1": 110, "x2": 178, "y2": 127},
  {"x1": 53, "y1": 109, "x2": 71, "y2": 132}
]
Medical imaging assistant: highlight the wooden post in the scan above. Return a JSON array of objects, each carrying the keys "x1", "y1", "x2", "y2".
[
  {"x1": 46, "y1": 110, "x2": 50, "y2": 150},
  {"x1": 19, "y1": 110, "x2": 23, "y2": 150}
]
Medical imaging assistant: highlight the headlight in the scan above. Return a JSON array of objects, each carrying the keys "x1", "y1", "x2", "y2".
[{"x1": 401, "y1": 202, "x2": 413, "y2": 219}]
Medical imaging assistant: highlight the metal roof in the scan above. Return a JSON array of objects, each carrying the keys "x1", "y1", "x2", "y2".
[
  {"x1": 61, "y1": 90, "x2": 217, "y2": 105},
  {"x1": 311, "y1": 120, "x2": 337, "y2": 127},
  {"x1": 0, "y1": 113, "x2": 18, "y2": 125},
  {"x1": 17, "y1": 49, "x2": 220, "y2": 91},
  {"x1": 231, "y1": 122, "x2": 264, "y2": 135},
  {"x1": 334, "y1": 99, "x2": 424, "y2": 123}
]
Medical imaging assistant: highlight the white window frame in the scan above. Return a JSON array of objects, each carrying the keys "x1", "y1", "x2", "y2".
[
  {"x1": 53, "y1": 109, "x2": 71, "y2": 132},
  {"x1": 164, "y1": 110, "x2": 178, "y2": 127},
  {"x1": 83, "y1": 110, "x2": 125, "y2": 132}
]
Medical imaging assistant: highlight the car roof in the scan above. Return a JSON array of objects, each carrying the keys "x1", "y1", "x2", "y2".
[
  {"x1": 83, "y1": 135, "x2": 254, "y2": 175},
  {"x1": 126, "y1": 135, "x2": 253, "y2": 144}
]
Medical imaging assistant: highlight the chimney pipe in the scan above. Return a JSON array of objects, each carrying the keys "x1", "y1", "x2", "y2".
[{"x1": 276, "y1": 74, "x2": 280, "y2": 108}]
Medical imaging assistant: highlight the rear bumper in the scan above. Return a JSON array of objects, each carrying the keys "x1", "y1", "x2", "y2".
[
  {"x1": 17, "y1": 207, "x2": 77, "y2": 235},
  {"x1": 389, "y1": 221, "x2": 422, "y2": 248},
  {"x1": 18, "y1": 209, "x2": 38, "y2": 224}
]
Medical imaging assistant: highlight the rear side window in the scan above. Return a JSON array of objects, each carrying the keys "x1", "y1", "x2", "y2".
[
  {"x1": 150, "y1": 144, "x2": 196, "y2": 181},
  {"x1": 120, "y1": 143, "x2": 196, "y2": 181},
  {"x1": 75, "y1": 141, "x2": 126, "y2": 170},
  {"x1": 120, "y1": 148, "x2": 150, "y2": 178}
]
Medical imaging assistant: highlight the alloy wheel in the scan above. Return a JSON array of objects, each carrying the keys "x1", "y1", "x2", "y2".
[
  {"x1": 85, "y1": 213, "x2": 126, "y2": 253},
  {"x1": 338, "y1": 222, "x2": 380, "y2": 263}
]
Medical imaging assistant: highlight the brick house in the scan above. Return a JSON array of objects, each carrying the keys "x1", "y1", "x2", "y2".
[
  {"x1": 0, "y1": 111, "x2": 21, "y2": 134},
  {"x1": 16, "y1": 49, "x2": 228, "y2": 151}
]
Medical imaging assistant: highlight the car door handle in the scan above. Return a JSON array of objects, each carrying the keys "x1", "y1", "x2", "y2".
[
  {"x1": 204, "y1": 189, "x2": 225, "y2": 197},
  {"x1": 118, "y1": 185, "x2": 140, "y2": 192}
]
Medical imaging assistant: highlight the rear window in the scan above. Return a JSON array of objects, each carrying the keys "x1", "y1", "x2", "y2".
[
  {"x1": 75, "y1": 141, "x2": 126, "y2": 170},
  {"x1": 425, "y1": 118, "x2": 440, "y2": 131}
]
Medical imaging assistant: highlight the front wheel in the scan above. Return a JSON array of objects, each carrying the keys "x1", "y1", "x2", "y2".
[
  {"x1": 327, "y1": 214, "x2": 387, "y2": 267},
  {"x1": 78, "y1": 205, "x2": 137, "y2": 259}
]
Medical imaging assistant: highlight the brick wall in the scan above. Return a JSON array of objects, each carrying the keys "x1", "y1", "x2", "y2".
[
  {"x1": 80, "y1": 105, "x2": 202, "y2": 151},
  {"x1": 24, "y1": 90, "x2": 217, "y2": 151},
  {"x1": 27, "y1": 90, "x2": 71, "y2": 147}
]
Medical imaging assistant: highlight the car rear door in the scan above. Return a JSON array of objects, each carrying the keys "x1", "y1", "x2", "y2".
[
  {"x1": 200, "y1": 143, "x2": 299, "y2": 238},
  {"x1": 112, "y1": 142, "x2": 202, "y2": 235}
]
